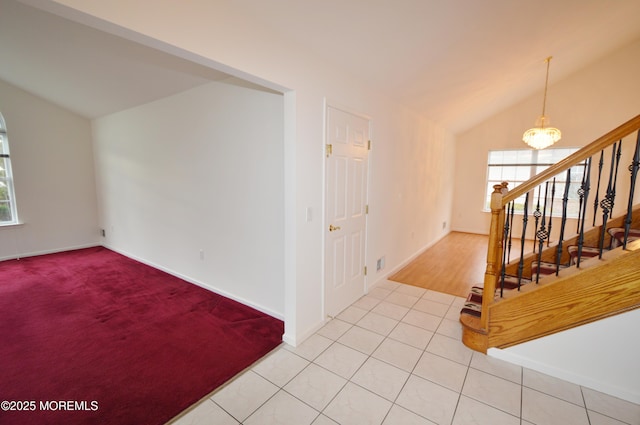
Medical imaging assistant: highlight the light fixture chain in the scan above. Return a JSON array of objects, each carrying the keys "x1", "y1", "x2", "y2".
[{"x1": 541, "y1": 56, "x2": 552, "y2": 122}]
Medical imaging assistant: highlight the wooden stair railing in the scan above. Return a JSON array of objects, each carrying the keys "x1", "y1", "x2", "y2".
[
  {"x1": 461, "y1": 114, "x2": 640, "y2": 352},
  {"x1": 488, "y1": 238, "x2": 640, "y2": 348}
]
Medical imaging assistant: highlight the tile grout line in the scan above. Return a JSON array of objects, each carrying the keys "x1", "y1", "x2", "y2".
[
  {"x1": 375, "y1": 283, "x2": 446, "y2": 424},
  {"x1": 211, "y1": 281, "x2": 640, "y2": 425},
  {"x1": 231, "y1": 282, "x2": 452, "y2": 423},
  {"x1": 385, "y1": 283, "x2": 527, "y2": 424},
  {"x1": 340, "y1": 283, "x2": 422, "y2": 423},
  {"x1": 337, "y1": 283, "x2": 433, "y2": 423},
  {"x1": 520, "y1": 363, "x2": 524, "y2": 424},
  {"x1": 309, "y1": 283, "x2": 402, "y2": 424}
]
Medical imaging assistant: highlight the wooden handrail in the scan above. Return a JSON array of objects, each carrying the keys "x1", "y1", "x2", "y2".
[{"x1": 503, "y1": 114, "x2": 640, "y2": 204}]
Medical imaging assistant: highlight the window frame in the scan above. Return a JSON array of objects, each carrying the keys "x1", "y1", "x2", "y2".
[
  {"x1": 484, "y1": 147, "x2": 585, "y2": 219},
  {"x1": 0, "y1": 113, "x2": 19, "y2": 226}
]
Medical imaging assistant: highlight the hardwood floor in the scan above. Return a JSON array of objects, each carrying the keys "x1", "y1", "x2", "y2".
[
  {"x1": 389, "y1": 231, "x2": 534, "y2": 297},
  {"x1": 389, "y1": 232, "x2": 489, "y2": 298}
]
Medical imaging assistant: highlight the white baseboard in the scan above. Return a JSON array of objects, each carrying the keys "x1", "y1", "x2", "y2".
[
  {"x1": 0, "y1": 243, "x2": 99, "y2": 262},
  {"x1": 396, "y1": 233, "x2": 449, "y2": 273},
  {"x1": 282, "y1": 318, "x2": 328, "y2": 348},
  {"x1": 488, "y1": 348, "x2": 640, "y2": 404},
  {"x1": 450, "y1": 227, "x2": 489, "y2": 236},
  {"x1": 101, "y1": 244, "x2": 285, "y2": 322},
  {"x1": 366, "y1": 231, "x2": 451, "y2": 292}
]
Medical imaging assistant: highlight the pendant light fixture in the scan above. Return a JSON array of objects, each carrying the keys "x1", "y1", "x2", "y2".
[{"x1": 523, "y1": 56, "x2": 561, "y2": 149}]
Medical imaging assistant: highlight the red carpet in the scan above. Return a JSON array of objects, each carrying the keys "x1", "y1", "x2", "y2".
[{"x1": 0, "y1": 247, "x2": 283, "y2": 425}]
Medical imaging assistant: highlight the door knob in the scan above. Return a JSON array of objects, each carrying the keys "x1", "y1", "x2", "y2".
[{"x1": 329, "y1": 224, "x2": 341, "y2": 232}]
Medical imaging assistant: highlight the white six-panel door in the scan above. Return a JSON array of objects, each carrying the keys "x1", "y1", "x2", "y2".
[{"x1": 324, "y1": 105, "x2": 369, "y2": 317}]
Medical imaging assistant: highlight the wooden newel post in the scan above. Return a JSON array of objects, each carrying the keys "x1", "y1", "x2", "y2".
[{"x1": 480, "y1": 182, "x2": 508, "y2": 330}]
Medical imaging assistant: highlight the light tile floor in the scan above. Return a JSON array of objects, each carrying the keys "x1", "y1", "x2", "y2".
[{"x1": 171, "y1": 280, "x2": 640, "y2": 425}]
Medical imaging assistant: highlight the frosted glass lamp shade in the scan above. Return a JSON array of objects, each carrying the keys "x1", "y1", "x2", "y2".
[{"x1": 522, "y1": 115, "x2": 561, "y2": 149}]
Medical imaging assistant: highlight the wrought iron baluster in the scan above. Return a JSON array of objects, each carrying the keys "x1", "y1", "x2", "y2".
[
  {"x1": 555, "y1": 169, "x2": 571, "y2": 276},
  {"x1": 612, "y1": 140, "x2": 623, "y2": 207},
  {"x1": 517, "y1": 192, "x2": 529, "y2": 291},
  {"x1": 593, "y1": 150, "x2": 604, "y2": 227},
  {"x1": 576, "y1": 157, "x2": 592, "y2": 268},
  {"x1": 535, "y1": 182, "x2": 550, "y2": 284},
  {"x1": 500, "y1": 201, "x2": 514, "y2": 297},
  {"x1": 577, "y1": 158, "x2": 588, "y2": 234},
  {"x1": 533, "y1": 186, "x2": 542, "y2": 253},
  {"x1": 547, "y1": 177, "x2": 556, "y2": 247},
  {"x1": 507, "y1": 201, "x2": 515, "y2": 262},
  {"x1": 623, "y1": 131, "x2": 640, "y2": 249},
  {"x1": 599, "y1": 142, "x2": 619, "y2": 257}
]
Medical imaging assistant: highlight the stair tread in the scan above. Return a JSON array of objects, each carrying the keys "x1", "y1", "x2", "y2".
[
  {"x1": 498, "y1": 274, "x2": 532, "y2": 290},
  {"x1": 607, "y1": 227, "x2": 640, "y2": 236},
  {"x1": 460, "y1": 285, "x2": 487, "y2": 318},
  {"x1": 460, "y1": 274, "x2": 533, "y2": 318},
  {"x1": 567, "y1": 245, "x2": 601, "y2": 253},
  {"x1": 567, "y1": 245, "x2": 603, "y2": 265},
  {"x1": 608, "y1": 227, "x2": 640, "y2": 248},
  {"x1": 531, "y1": 260, "x2": 569, "y2": 275}
]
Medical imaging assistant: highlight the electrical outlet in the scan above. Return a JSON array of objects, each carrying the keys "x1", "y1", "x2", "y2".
[{"x1": 376, "y1": 256, "x2": 385, "y2": 271}]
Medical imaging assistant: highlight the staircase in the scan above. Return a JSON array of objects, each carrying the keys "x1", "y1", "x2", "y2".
[{"x1": 460, "y1": 115, "x2": 640, "y2": 353}]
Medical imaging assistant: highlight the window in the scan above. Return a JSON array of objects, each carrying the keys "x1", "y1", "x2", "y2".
[
  {"x1": 485, "y1": 148, "x2": 585, "y2": 218},
  {"x1": 0, "y1": 113, "x2": 19, "y2": 225}
]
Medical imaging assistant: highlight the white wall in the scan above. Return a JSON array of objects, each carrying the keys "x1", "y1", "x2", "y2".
[
  {"x1": 0, "y1": 78, "x2": 98, "y2": 259},
  {"x1": 366, "y1": 110, "x2": 455, "y2": 279},
  {"x1": 453, "y1": 38, "x2": 640, "y2": 235},
  {"x1": 92, "y1": 80, "x2": 285, "y2": 318},
  {"x1": 490, "y1": 309, "x2": 640, "y2": 404},
  {"x1": 38, "y1": 0, "x2": 456, "y2": 345}
]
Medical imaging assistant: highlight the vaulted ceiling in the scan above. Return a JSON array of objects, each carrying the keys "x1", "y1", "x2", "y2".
[
  {"x1": 2, "y1": 0, "x2": 640, "y2": 133},
  {"x1": 0, "y1": 0, "x2": 230, "y2": 119}
]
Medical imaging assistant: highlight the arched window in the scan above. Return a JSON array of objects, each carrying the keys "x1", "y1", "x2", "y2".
[{"x1": 0, "y1": 113, "x2": 18, "y2": 224}]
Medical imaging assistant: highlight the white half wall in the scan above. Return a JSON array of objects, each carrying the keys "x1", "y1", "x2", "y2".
[
  {"x1": 92, "y1": 80, "x2": 285, "y2": 318},
  {"x1": 489, "y1": 309, "x2": 640, "y2": 404},
  {"x1": 0, "y1": 78, "x2": 98, "y2": 260}
]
